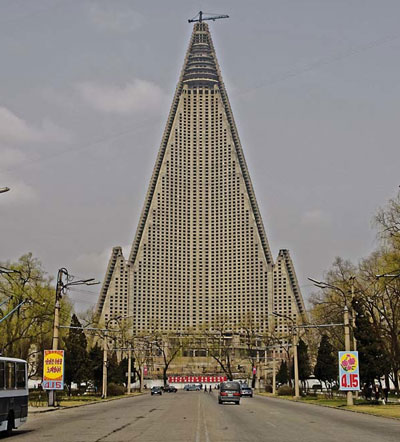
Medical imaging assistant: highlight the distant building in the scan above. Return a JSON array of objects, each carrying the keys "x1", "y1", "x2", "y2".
[{"x1": 96, "y1": 22, "x2": 306, "y2": 342}]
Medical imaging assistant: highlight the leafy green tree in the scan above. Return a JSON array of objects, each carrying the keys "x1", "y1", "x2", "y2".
[
  {"x1": 352, "y1": 297, "x2": 391, "y2": 389},
  {"x1": 0, "y1": 253, "x2": 72, "y2": 370},
  {"x1": 107, "y1": 352, "x2": 122, "y2": 385},
  {"x1": 293, "y1": 338, "x2": 311, "y2": 389},
  {"x1": 314, "y1": 335, "x2": 338, "y2": 388},
  {"x1": 276, "y1": 360, "x2": 289, "y2": 385},
  {"x1": 63, "y1": 314, "x2": 89, "y2": 395},
  {"x1": 88, "y1": 343, "x2": 103, "y2": 392},
  {"x1": 308, "y1": 191, "x2": 400, "y2": 395}
]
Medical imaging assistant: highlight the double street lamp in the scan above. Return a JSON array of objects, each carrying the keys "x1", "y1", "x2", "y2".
[{"x1": 0, "y1": 187, "x2": 10, "y2": 194}]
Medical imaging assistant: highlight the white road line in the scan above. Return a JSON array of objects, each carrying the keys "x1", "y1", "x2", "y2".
[
  {"x1": 202, "y1": 397, "x2": 211, "y2": 442},
  {"x1": 195, "y1": 395, "x2": 201, "y2": 442}
]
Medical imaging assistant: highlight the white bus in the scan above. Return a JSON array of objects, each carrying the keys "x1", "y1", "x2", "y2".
[{"x1": 0, "y1": 357, "x2": 28, "y2": 435}]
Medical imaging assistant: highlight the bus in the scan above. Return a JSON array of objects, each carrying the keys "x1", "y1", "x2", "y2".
[{"x1": 0, "y1": 357, "x2": 28, "y2": 435}]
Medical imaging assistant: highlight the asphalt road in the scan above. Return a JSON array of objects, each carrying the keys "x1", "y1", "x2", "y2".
[{"x1": 4, "y1": 392, "x2": 400, "y2": 441}]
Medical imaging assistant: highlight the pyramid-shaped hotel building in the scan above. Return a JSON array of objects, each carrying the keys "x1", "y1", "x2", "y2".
[{"x1": 96, "y1": 21, "x2": 306, "y2": 337}]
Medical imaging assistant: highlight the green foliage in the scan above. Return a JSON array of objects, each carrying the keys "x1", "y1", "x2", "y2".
[
  {"x1": 0, "y1": 254, "x2": 72, "y2": 371},
  {"x1": 309, "y1": 190, "x2": 400, "y2": 394},
  {"x1": 277, "y1": 385, "x2": 293, "y2": 396},
  {"x1": 314, "y1": 335, "x2": 338, "y2": 386},
  {"x1": 63, "y1": 314, "x2": 89, "y2": 393},
  {"x1": 276, "y1": 360, "x2": 289, "y2": 385},
  {"x1": 352, "y1": 298, "x2": 391, "y2": 385},
  {"x1": 264, "y1": 384, "x2": 273, "y2": 393},
  {"x1": 107, "y1": 382, "x2": 125, "y2": 396},
  {"x1": 88, "y1": 344, "x2": 103, "y2": 390},
  {"x1": 108, "y1": 355, "x2": 129, "y2": 386},
  {"x1": 297, "y1": 338, "x2": 312, "y2": 382}
]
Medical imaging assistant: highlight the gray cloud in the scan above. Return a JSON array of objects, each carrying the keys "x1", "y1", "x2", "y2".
[
  {"x1": 88, "y1": 2, "x2": 145, "y2": 33},
  {"x1": 76, "y1": 79, "x2": 167, "y2": 114}
]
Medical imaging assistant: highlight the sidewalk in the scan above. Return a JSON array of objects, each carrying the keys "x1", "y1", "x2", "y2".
[{"x1": 29, "y1": 392, "x2": 145, "y2": 415}]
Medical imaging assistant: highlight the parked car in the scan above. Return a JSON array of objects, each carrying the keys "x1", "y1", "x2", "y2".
[
  {"x1": 240, "y1": 384, "x2": 253, "y2": 397},
  {"x1": 184, "y1": 384, "x2": 200, "y2": 391},
  {"x1": 151, "y1": 386, "x2": 163, "y2": 396},
  {"x1": 164, "y1": 385, "x2": 177, "y2": 393},
  {"x1": 218, "y1": 381, "x2": 241, "y2": 405}
]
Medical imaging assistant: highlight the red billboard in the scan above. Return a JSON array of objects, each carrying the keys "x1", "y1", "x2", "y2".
[{"x1": 168, "y1": 375, "x2": 227, "y2": 383}]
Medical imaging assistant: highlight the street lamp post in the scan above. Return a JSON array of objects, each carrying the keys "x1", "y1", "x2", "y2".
[
  {"x1": 102, "y1": 329, "x2": 108, "y2": 399},
  {"x1": 292, "y1": 330, "x2": 300, "y2": 398},
  {"x1": 272, "y1": 348, "x2": 276, "y2": 395},
  {"x1": 343, "y1": 306, "x2": 354, "y2": 405},
  {"x1": 308, "y1": 277, "x2": 355, "y2": 406},
  {"x1": 49, "y1": 268, "x2": 98, "y2": 406},
  {"x1": 271, "y1": 312, "x2": 300, "y2": 398}
]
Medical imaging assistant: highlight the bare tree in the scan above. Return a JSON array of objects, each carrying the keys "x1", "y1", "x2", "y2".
[
  {"x1": 151, "y1": 332, "x2": 184, "y2": 387},
  {"x1": 205, "y1": 317, "x2": 236, "y2": 381}
]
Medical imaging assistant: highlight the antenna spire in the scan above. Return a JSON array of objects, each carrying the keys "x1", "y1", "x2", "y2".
[{"x1": 188, "y1": 11, "x2": 229, "y2": 24}]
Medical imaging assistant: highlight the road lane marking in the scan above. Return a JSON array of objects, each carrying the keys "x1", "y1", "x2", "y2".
[
  {"x1": 195, "y1": 395, "x2": 201, "y2": 442},
  {"x1": 201, "y1": 396, "x2": 211, "y2": 442}
]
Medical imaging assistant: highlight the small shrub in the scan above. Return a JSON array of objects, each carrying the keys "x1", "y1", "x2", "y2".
[
  {"x1": 107, "y1": 383, "x2": 125, "y2": 396},
  {"x1": 265, "y1": 384, "x2": 273, "y2": 393},
  {"x1": 277, "y1": 385, "x2": 293, "y2": 396}
]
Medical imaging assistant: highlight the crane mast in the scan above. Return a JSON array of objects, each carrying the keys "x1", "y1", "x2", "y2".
[{"x1": 188, "y1": 11, "x2": 229, "y2": 24}]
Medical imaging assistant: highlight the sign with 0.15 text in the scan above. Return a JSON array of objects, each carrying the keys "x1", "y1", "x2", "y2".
[
  {"x1": 338, "y1": 351, "x2": 360, "y2": 391},
  {"x1": 43, "y1": 350, "x2": 64, "y2": 390}
]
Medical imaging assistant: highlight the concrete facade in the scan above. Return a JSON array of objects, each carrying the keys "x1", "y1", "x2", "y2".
[{"x1": 96, "y1": 22, "x2": 306, "y2": 339}]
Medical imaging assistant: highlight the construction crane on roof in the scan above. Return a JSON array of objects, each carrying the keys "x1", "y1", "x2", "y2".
[{"x1": 188, "y1": 11, "x2": 229, "y2": 24}]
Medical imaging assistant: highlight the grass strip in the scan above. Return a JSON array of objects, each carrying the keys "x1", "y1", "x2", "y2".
[{"x1": 258, "y1": 393, "x2": 400, "y2": 419}]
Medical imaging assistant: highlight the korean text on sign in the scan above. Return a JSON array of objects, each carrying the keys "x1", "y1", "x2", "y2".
[{"x1": 43, "y1": 350, "x2": 64, "y2": 390}]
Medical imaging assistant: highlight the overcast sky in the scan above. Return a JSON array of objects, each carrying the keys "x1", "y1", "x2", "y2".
[{"x1": 1, "y1": 0, "x2": 399, "y2": 312}]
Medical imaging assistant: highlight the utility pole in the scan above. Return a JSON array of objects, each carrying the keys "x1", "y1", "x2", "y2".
[
  {"x1": 48, "y1": 269, "x2": 98, "y2": 406},
  {"x1": 344, "y1": 306, "x2": 354, "y2": 406},
  {"x1": 49, "y1": 269, "x2": 65, "y2": 407},
  {"x1": 127, "y1": 348, "x2": 132, "y2": 394},
  {"x1": 102, "y1": 330, "x2": 108, "y2": 399},
  {"x1": 272, "y1": 348, "x2": 276, "y2": 395},
  {"x1": 350, "y1": 278, "x2": 358, "y2": 399},
  {"x1": 293, "y1": 330, "x2": 300, "y2": 398}
]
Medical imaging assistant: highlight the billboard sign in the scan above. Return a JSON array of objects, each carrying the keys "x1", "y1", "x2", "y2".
[
  {"x1": 42, "y1": 350, "x2": 64, "y2": 390},
  {"x1": 338, "y1": 351, "x2": 360, "y2": 391}
]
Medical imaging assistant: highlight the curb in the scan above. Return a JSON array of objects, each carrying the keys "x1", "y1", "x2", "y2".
[
  {"x1": 256, "y1": 393, "x2": 400, "y2": 421},
  {"x1": 29, "y1": 393, "x2": 146, "y2": 414}
]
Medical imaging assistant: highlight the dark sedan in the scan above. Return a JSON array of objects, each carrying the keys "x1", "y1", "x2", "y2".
[
  {"x1": 240, "y1": 385, "x2": 253, "y2": 397},
  {"x1": 151, "y1": 386, "x2": 163, "y2": 395}
]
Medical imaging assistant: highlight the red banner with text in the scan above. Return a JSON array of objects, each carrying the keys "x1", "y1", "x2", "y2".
[{"x1": 168, "y1": 375, "x2": 227, "y2": 383}]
